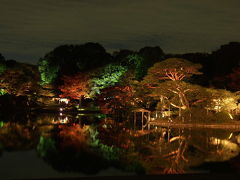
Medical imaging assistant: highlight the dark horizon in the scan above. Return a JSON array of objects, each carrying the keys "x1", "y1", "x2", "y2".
[{"x1": 1, "y1": 41, "x2": 238, "y2": 65}]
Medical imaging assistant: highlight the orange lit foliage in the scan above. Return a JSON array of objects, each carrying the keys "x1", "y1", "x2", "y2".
[
  {"x1": 146, "y1": 58, "x2": 202, "y2": 83},
  {"x1": 58, "y1": 124, "x2": 89, "y2": 151},
  {"x1": 59, "y1": 72, "x2": 90, "y2": 100},
  {"x1": 0, "y1": 67, "x2": 40, "y2": 96},
  {"x1": 96, "y1": 85, "x2": 134, "y2": 114},
  {"x1": 228, "y1": 67, "x2": 240, "y2": 91}
]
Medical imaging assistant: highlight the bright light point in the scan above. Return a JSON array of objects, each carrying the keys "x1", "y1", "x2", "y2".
[
  {"x1": 60, "y1": 108, "x2": 63, "y2": 111},
  {"x1": 59, "y1": 98, "x2": 69, "y2": 104},
  {"x1": 60, "y1": 113, "x2": 63, "y2": 116}
]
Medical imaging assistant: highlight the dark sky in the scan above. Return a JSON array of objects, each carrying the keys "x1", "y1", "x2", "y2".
[{"x1": 0, "y1": 0, "x2": 240, "y2": 64}]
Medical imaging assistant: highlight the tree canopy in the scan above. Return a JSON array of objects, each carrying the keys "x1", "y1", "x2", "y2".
[
  {"x1": 38, "y1": 42, "x2": 113, "y2": 86},
  {"x1": 90, "y1": 64, "x2": 127, "y2": 97},
  {"x1": 59, "y1": 72, "x2": 90, "y2": 100}
]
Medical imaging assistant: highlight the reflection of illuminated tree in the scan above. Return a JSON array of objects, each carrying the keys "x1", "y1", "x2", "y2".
[
  {"x1": 37, "y1": 136, "x2": 56, "y2": 157},
  {"x1": 58, "y1": 124, "x2": 90, "y2": 151},
  {"x1": 206, "y1": 137, "x2": 240, "y2": 162},
  {"x1": 0, "y1": 122, "x2": 37, "y2": 150},
  {"x1": 36, "y1": 125, "x2": 109, "y2": 174},
  {"x1": 36, "y1": 124, "x2": 130, "y2": 174},
  {"x1": 162, "y1": 137, "x2": 187, "y2": 174},
  {"x1": 97, "y1": 119, "x2": 133, "y2": 149}
]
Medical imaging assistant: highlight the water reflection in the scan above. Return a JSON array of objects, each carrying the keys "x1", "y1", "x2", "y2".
[{"x1": 0, "y1": 113, "x2": 240, "y2": 177}]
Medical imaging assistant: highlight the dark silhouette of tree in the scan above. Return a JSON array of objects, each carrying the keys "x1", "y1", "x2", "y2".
[
  {"x1": 175, "y1": 53, "x2": 210, "y2": 86},
  {"x1": 0, "y1": 53, "x2": 5, "y2": 62},
  {"x1": 139, "y1": 46, "x2": 165, "y2": 63},
  {"x1": 210, "y1": 42, "x2": 240, "y2": 76},
  {"x1": 113, "y1": 49, "x2": 135, "y2": 66},
  {"x1": 227, "y1": 67, "x2": 240, "y2": 91},
  {"x1": 5, "y1": 59, "x2": 17, "y2": 68},
  {"x1": 137, "y1": 46, "x2": 165, "y2": 80},
  {"x1": 38, "y1": 42, "x2": 113, "y2": 85},
  {"x1": 0, "y1": 53, "x2": 6, "y2": 75}
]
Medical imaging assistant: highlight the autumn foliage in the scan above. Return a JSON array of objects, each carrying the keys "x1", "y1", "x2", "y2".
[
  {"x1": 96, "y1": 85, "x2": 134, "y2": 114},
  {"x1": 59, "y1": 72, "x2": 90, "y2": 100}
]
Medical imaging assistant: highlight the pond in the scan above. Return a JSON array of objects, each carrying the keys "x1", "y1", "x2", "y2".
[{"x1": 0, "y1": 112, "x2": 240, "y2": 179}]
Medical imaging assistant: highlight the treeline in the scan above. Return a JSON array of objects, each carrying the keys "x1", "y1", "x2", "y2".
[
  {"x1": 1, "y1": 42, "x2": 240, "y2": 121},
  {"x1": 2, "y1": 42, "x2": 240, "y2": 90}
]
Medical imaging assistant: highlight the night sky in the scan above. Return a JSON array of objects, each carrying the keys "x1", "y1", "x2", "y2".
[{"x1": 0, "y1": 0, "x2": 240, "y2": 64}]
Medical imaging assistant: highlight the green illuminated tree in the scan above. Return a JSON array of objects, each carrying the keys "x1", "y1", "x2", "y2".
[
  {"x1": 37, "y1": 136, "x2": 57, "y2": 158},
  {"x1": 38, "y1": 59, "x2": 59, "y2": 85},
  {"x1": 0, "y1": 88, "x2": 7, "y2": 96},
  {"x1": 90, "y1": 64, "x2": 127, "y2": 96},
  {"x1": 0, "y1": 63, "x2": 6, "y2": 75},
  {"x1": 127, "y1": 54, "x2": 145, "y2": 80}
]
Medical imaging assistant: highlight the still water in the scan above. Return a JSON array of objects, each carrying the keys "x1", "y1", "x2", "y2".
[{"x1": 1, "y1": 113, "x2": 240, "y2": 179}]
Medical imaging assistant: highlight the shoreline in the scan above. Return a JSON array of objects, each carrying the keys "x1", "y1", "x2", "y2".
[{"x1": 148, "y1": 121, "x2": 240, "y2": 130}]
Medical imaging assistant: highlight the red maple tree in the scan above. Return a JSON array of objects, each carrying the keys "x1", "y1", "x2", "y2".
[
  {"x1": 59, "y1": 72, "x2": 90, "y2": 100},
  {"x1": 96, "y1": 85, "x2": 134, "y2": 114}
]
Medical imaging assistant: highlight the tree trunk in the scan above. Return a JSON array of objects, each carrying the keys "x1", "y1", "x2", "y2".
[{"x1": 79, "y1": 95, "x2": 83, "y2": 107}]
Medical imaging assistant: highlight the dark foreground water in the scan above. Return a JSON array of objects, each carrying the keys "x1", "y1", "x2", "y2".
[{"x1": 1, "y1": 112, "x2": 240, "y2": 179}]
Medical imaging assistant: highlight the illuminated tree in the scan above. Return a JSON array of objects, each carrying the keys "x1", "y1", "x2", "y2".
[
  {"x1": 59, "y1": 72, "x2": 90, "y2": 104},
  {"x1": 38, "y1": 59, "x2": 59, "y2": 85},
  {"x1": 0, "y1": 89, "x2": 6, "y2": 96},
  {"x1": 0, "y1": 65, "x2": 40, "y2": 96},
  {"x1": 96, "y1": 85, "x2": 135, "y2": 114},
  {"x1": 90, "y1": 64, "x2": 127, "y2": 96},
  {"x1": 127, "y1": 54, "x2": 145, "y2": 80},
  {"x1": 205, "y1": 88, "x2": 238, "y2": 113},
  {"x1": 0, "y1": 63, "x2": 6, "y2": 75},
  {"x1": 143, "y1": 58, "x2": 202, "y2": 118},
  {"x1": 144, "y1": 58, "x2": 202, "y2": 83}
]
